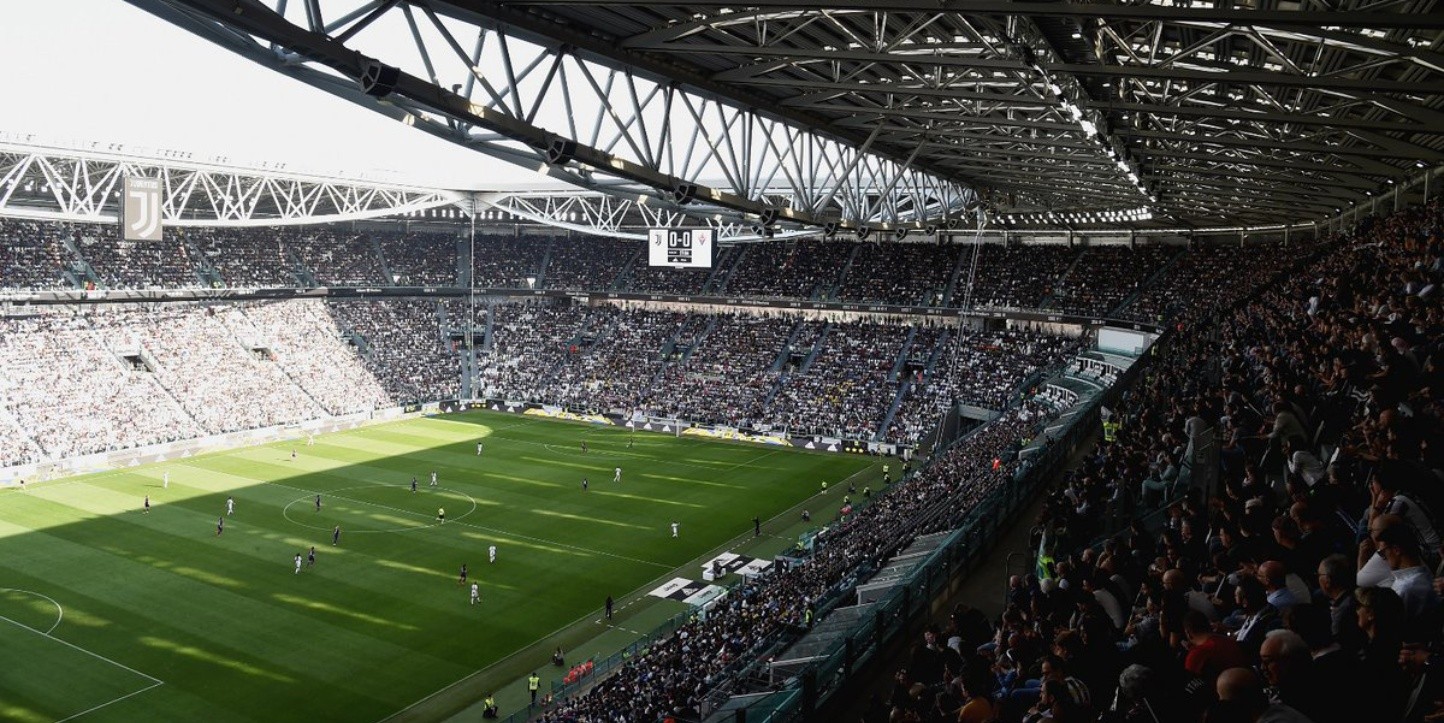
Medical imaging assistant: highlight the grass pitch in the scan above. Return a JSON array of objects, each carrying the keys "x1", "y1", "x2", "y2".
[{"x1": 0, "y1": 410, "x2": 871, "y2": 722}]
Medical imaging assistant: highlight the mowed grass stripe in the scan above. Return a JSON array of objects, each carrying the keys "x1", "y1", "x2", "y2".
[{"x1": 0, "y1": 409, "x2": 871, "y2": 722}]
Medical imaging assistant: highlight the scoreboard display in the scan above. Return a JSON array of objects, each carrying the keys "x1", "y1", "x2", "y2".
[{"x1": 648, "y1": 228, "x2": 714, "y2": 268}]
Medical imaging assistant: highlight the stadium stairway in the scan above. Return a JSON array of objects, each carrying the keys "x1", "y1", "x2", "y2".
[
  {"x1": 771, "y1": 318, "x2": 808, "y2": 372},
  {"x1": 534, "y1": 237, "x2": 554, "y2": 288},
  {"x1": 887, "y1": 326, "x2": 918, "y2": 383},
  {"x1": 1107, "y1": 244, "x2": 1188, "y2": 319},
  {"x1": 798, "y1": 322, "x2": 832, "y2": 373},
  {"x1": 610, "y1": 242, "x2": 645, "y2": 291},
  {"x1": 877, "y1": 380, "x2": 911, "y2": 442},
  {"x1": 825, "y1": 242, "x2": 864, "y2": 301},
  {"x1": 708, "y1": 243, "x2": 749, "y2": 294},
  {"x1": 698, "y1": 245, "x2": 734, "y2": 293},
  {"x1": 371, "y1": 234, "x2": 398, "y2": 286},
  {"x1": 678, "y1": 315, "x2": 719, "y2": 364},
  {"x1": 1039, "y1": 245, "x2": 1089, "y2": 310},
  {"x1": 922, "y1": 328, "x2": 953, "y2": 377},
  {"x1": 58, "y1": 233, "x2": 101, "y2": 289},
  {"x1": 286, "y1": 247, "x2": 318, "y2": 287},
  {"x1": 183, "y1": 238, "x2": 224, "y2": 287}
]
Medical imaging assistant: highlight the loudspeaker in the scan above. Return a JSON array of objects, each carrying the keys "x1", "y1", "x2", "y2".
[
  {"x1": 759, "y1": 208, "x2": 780, "y2": 227},
  {"x1": 895, "y1": 228, "x2": 910, "y2": 240},
  {"x1": 822, "y1": 222, "x2": 840, "y2": 238},
  {"x1": 359, "y1": 60, "x2": 401, "y2": 98},
  {"x1": 671, "y1": 184, "x2": 698, "y2": 205},
  {"x1": 924, "y1": 224, "x2": 938, "y2": 236},
  {"x1": 856, "y1": 226, "x2": 872, "y2": 240},
  {"x1": 546, "y1": 137, "x2": 577, "y2": 165},
  {"x1": 750, "y1": 224, "x2": 774, "y2": 238}
]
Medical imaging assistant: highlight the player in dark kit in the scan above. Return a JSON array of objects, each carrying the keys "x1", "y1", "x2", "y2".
[{"x1": 458, "y1": 563, "x2": 468, "y2": 586}]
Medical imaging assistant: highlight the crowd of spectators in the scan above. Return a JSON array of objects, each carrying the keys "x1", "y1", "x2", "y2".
[
  {"x1": 478, "y1": 300, "x2": 591, "y2": 401},
  {"x1": 326, "y1": 299, "x2": 460, "y2": 402},
  {"x1": 639, "y1": 313, "x2": 793, "y2": 427},
  {"x1": 471, "y1": 233, "x2": 547, "y2": 288},
  {"x1": 834, "y1": 242, "x2": 958, "y2": 306},
  {"x1": 237, "y1": 300, "x2": 390, "y2": 414},
  {"x1": 625, "y1": 246, "x2": 735, "y2": 296},
  {"x1": 0, "y1": 312, "x2": 203, "y2": 460},
  {"x1": 766, "y1": 321, "x2": 913, "y2": 439},
  {"x1": 887, "y1": 328, "x2": 1077, "y2": 445},
  {"x1": 542, "y1": 235, "x2": 637, "y2": 291},
  {"x1": 965, "y1": 245, "x2": 1079, "y2": 311},
  {"x1": 538, "y1": 308, "x2": 688, "y2": 411},
  {"x1": 379, "y1": 231, "x2": 457, "y2": 286},
  {"x1": 188, "y1": 227, "x2": 302, "y2": 287},
  {"x1": 1119, "y1": 243, "x2": 1293, "y2": 325},
  {"x1": 723, "y1": 239, "x2": 852, "y2": 300},
  {"x1": 0, "y1": 217, "x2": 77, "y2": 290},
  {"x1": 538, "y1": 402, "x2": 1053, "y2": 723},
  {"x1": 1046, "y1": 246, "x2": 1177, "y2": 317},
  {"x1": 869, "y1": 199, "x2": 1443, "y2": 723},
  {"x1": 72, "y1": 222, "x2": 201, "y2": 289},
  {"x1": 287, "y1": 231, "x2": 388, "y2": 286},
  {"x1": 0, "y1": 298, "x2": 466, "y2": 466}
]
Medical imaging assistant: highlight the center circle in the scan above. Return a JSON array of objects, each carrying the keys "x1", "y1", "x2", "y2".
[{"x1": 282, "y1": 485, "x2": 478, "y2": 534}]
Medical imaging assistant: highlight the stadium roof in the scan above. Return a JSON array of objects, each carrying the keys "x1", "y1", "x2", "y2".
[{"x1": 124, "y1": 1, "x2": 1444, "y2": 234}]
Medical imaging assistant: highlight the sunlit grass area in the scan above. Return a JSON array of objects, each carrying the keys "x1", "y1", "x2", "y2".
[{"x1": 0, "y1": 409, "x2": 870, "y2": 722}]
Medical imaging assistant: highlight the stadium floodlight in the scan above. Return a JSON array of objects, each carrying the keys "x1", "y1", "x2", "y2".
[
  {"x1": 546, "y1": 137, "x2": 578, "y2": 166},
  {"x1": 358, "y1": 59, "x2": 401, "y2": 98}
]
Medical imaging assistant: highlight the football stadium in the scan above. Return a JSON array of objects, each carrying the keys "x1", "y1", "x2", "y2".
[{"x1": 1, "y1": 2, "x2": 1442, "y2": 723}]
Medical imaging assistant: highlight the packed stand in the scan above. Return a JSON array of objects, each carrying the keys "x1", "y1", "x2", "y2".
[
  {"x1": 539, "y1": 308, "x2": 687, "y2": 411},
  {"x1": 378, "y1": 230, "x2": 457, "y2": 285},
  {"x1": 541, "y1": 235, "x2": 637, "y2": 291},
  {"x1": 477, "y1": 300, "x2": 591, "y2": 401},
  {"x1": 288, "y1": 230, "x2": 387, "y2": 286},
  {"x1": 190, "y1": 227, "x2": 302, "y2": 287},
  {"x1": 887, "y1": 328, "x2": 1078, "y2": 445},
  {"x1": 723, "y1": 239, "x2": 852, "y2": 300},
  {"x1": 0, "y1": 411, "x2": 45, "y2": 468},
  {"x1": 326, "y1": 299, "x2": 460, "y2": 402},
  {"x1": 870, "y1": 200, "x2": 1444, "y2": 723},
  {"x1": 236, "y1": 300, "x2": 389, "y2": 414},
  {"x1": 834, "y1": 242, "x2": 960, "y2": 306},
  {"x1": 625, "y1": 246, "x2": 734, "y2": 296},
  {"x1": 965, "y1": 244, "x2": 1079, "y2": 311},
  {"x1": 72, "y1": 222, "x2": 202, "y2": 289},
  {"x1": 1046, "y1": 245, "x2": 1176, "y2": 317},
  {"x1": 470, "y1": 233, "x2": 545, "y2": 288},
  {"x1": 537, "y1": 402, "x2": 1053, "y2": 723},
  {"x1": 639, "y1": 313, "x2": 794, "y2": 427},
  {"x1": 0, "y1": 312, "x2": 203, "y2": 462},
  {"x1": 0, "y1": 217, "x2": 75, "y2": 290},
  {"x1": 1119, "y1": 242, "x2": 1293, "y2": 325},
  {"x1": 764, "y1": 321, "x2": 912, "y2": 439}
]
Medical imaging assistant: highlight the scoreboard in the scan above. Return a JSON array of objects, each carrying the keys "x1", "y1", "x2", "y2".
[{"x1": 648, "y1": 229, "x2": 714, "y2": 268}]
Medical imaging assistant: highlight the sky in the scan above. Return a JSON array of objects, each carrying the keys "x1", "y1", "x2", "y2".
[{"x1": 0, "y1": 1, "x2": 522, "y2": 189}]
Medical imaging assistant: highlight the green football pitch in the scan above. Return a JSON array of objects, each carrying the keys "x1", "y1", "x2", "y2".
[{"x1": 0, "y1": 410, "x2": 874, "y2": 722}]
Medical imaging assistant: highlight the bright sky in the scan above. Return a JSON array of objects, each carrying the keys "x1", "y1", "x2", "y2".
[{"x1": 0, "y1": 1, "x2": 522, "y2": 190}]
